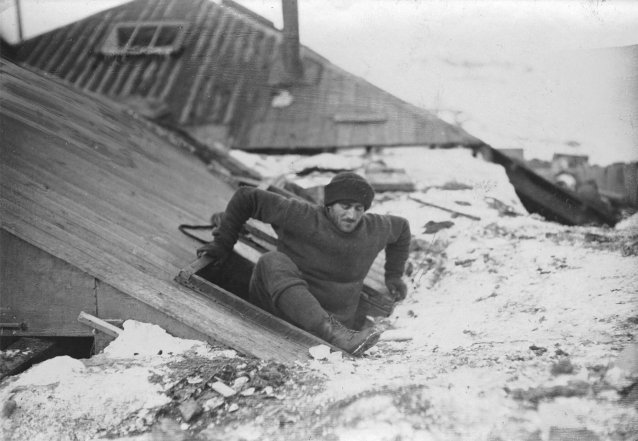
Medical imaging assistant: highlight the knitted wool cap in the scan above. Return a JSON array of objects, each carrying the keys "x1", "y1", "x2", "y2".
[{"x1": 324, "y1": 172, "x2": 375, "y2": 210}]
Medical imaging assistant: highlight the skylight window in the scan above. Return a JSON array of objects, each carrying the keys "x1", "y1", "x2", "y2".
[{"x1": 101, "y1": 21, "x2": 186, "y2": 55}]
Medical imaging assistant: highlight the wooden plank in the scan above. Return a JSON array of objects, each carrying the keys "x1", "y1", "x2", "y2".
[
  {"x1": 1, "y1": 112, "x2": 230, "y2": 262},
  {"x1": 1, "y1": 148, "x2": 217, "y2": 256},
  {"x1": 78, "y1": 311, "x2": 122, "y2": 337},
  {"x1": 175, "y1": 267, "x2": 330, "y2": 350},
  {"x1": 78, "y1": 311, "x2": 123, "y2": 338},
  {"x1": 1, "y1": 106, "x2": 223, "y2": 220},
  {"x1": 409, "y1": 195, "x2": 481, "y2": 221},
  {"x1": 333, "y1": 112, "x2": 387, "y2": 124},
  {"x1": 1, "y1": 70, "x2": 228, "y2": 206},
  {"x1": 1, "y1": 168, "x2": 180, "y2": 279},
  {"x1": 0, "y1": 338, "x2": 58, "y2": 380},
  {"x1": 2, "y1": 154, "x2": 206, "y2": 263}
]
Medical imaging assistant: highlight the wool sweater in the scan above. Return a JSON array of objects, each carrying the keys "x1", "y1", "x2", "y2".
[{"x1": 215, "y1": 187, "x2": 411, "y2": 320}]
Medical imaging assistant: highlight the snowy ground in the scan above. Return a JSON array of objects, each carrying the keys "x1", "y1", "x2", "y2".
[{"x1": 1, "y1": 148, "x2": 637, "y2": 441}]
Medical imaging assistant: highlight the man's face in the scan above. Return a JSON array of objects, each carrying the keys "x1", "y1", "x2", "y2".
[{"x1": 326, "y1": 200, "x2": 365, "y2": 233}]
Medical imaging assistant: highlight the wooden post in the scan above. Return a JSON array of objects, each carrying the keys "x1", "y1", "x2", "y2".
[{"x1": 15, "y1": 0, "x2": 24, "y2": 43}]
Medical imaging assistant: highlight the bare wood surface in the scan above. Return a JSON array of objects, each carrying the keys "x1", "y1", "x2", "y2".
[
  {"x1": 77, "y1": 311, "x2": 123, "y2": 337},
  {"x1": 1, "y1": 60, "x2": 321, "y2": 361},
  {"x1": 0, "y1": 230, "x2": 97, "y2": 337}
]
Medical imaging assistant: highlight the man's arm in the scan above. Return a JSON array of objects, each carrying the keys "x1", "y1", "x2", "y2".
[
  {"x1": 384, "y1": 216, "x2": 411, "y2": 300},
  {"x1": 198, "y1": 187, "x2": 291, "y2": 261}
]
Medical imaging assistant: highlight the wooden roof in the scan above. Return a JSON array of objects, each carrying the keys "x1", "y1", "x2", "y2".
[
  {"x1": 12, "y1": 0, "x2": 271, "y2": 131},
  {"x1": 0, "y1": 59, "x2": 320, "y2": 361},
  {"x1": 11, "y1": 0, "x2": 483, "y2": 151},
  {"x1": 238, "y1": 47, "x2": 483, "y2": 151}
]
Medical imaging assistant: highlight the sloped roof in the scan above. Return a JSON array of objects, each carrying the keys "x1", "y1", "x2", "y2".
[
  {"x1": 0, "y1": 59, "x2": 316, "y2": 361},
  {"x1": 13, "y1": 0, "x2": 268, "y2": 130},
  {"x1": 11, "y1": 0, "x2": 483, "y2": 151},
  {"x1": 238, "y1": 46, "x2": 483, "y2": 150}
]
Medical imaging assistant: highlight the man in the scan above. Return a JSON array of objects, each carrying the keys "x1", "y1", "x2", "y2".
[{"x1": 198, "y1": 172, "x2": 411, "y2": 356}]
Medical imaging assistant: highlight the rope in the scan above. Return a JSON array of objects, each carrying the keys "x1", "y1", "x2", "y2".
[{"x1": 178, "y1": 224, "x2": 213, "y2": 244}]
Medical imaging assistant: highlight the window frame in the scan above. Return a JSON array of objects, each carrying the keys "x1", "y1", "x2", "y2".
[{"x1": 101, "y1": 20, "x2": 187, "y2": 56}]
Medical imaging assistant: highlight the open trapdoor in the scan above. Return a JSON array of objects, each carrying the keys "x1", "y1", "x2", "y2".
[{"x1": 175, "y1": 218, "x2": 397, "y2": 356}]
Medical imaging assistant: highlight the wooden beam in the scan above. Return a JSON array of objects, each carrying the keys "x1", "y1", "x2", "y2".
[
  {"x1": 409, "y1": 195, "x2": 481, "y2": 221},
  {"x1": 77, "y1": 311, "x2": 123, "y2": 338},
  {"x1": 333, "y1": 113, "x2": 387, "y2": 124}
]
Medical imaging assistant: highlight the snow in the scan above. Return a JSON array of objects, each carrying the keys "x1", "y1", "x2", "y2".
[
  {"x1": 1, "y1": 147, "x2": 637, "y2": 440},
  {"x1": 103, "y1": 320, "x2": 208, "y2": 359},
  {"x1": 616, "y1": 212, "x2": 638, "y2": 231},
  {"x1": 0, "y1": 356, "x2": 171, "y2": 441},
  {"x1": 12, "y1": 356, "x2": 85, "y2": 387}
]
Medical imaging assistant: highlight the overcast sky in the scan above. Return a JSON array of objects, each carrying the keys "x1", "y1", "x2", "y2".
[
  {"x1": 1, "y1": 0, "x2": 637, "y2": 163},
  {"x1": 3, "y1": 0, "x2": 636, "y2": 55}
]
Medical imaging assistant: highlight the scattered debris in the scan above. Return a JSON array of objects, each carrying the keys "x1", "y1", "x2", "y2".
[
  {"x1": 2, "y1": 398, "x2": 17, "y2": 418},
  {"x1": 203, "y1": 397, "x2": 224, "y2": 411},
  {"x1": 309, "y1": 345, "x2": 332, "y2": 360},
  {"x1": 0, "y1": 338, "x2": 58, "y2": 380},
  {"x1": 379, "y1": 330, "x2": 413, "y2": 342},
  {"x1": 550, "y1": 358, "x2": 576, "y2": 376},
  {"x1": 508, "y1": 381, "x2": 591, "y2": 404},
  {"x1": 530, "y1": 345, "x2": 548, "y2": 356},
  {"x1": 365, "y1": 163, "x2": 415, "y2": 192},
  {"x1": 439, "y1": 181, "x2": 473, "y2": 191},
  {"x1": 484, "y1": 196, "x2": 520, "y2": 217},
  {"x1": 423, "y1": 220, "x2": 455, "y2": 234},
  {"x1": 178, "y1": 399, "x2": 202, "y2": 422},
  {"x1": 240, "y1": 387, "x2": 256, "y2": 397},
  {"x1": 409, "y1": 195, "x2": 481, "y2": 221},
  {"x1": 211, "y1": 381, "x2": 236, "y2": 398},
  {"x1": 548, "y1": 427, "x2": 600, "y2": 441}
]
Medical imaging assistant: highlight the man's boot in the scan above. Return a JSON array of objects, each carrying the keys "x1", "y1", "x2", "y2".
[{"x1": 314, "y1": 315, "x2": 381, "y2": 356}]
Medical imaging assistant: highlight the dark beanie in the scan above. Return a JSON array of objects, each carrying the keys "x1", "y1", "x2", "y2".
[{"x1": 324, "y1": 172, "x2": 375, "y2": 210}]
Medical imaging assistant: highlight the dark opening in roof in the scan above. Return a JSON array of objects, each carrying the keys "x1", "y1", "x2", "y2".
[{"x1": 101, "y1": 21, "x2": 187, "y2": 56}]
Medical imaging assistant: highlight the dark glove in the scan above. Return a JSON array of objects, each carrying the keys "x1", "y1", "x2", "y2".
[
  {"x1": 386, "y1": 278, "x2": 408, "y2": 301},
  {"x1": 196, "y1": 241, "x2": 230, "y2": 266}
]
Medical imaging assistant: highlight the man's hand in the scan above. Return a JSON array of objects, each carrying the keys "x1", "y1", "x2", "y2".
[
  {"x1": 196, "y1": 241, "x2": 229, "y2": 266},
  {"x1": 386, "y1": 278, "x2": 408, "y2": 301}
]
